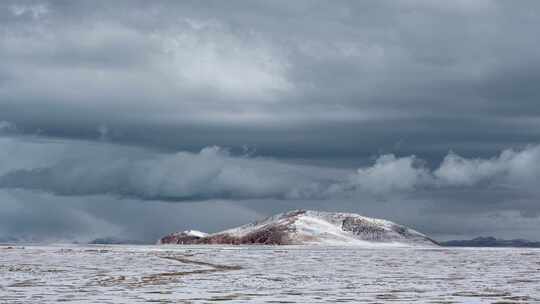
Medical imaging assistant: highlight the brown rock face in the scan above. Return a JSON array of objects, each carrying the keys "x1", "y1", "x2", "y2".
[
  {"x1": 341, "y1": 217, "x2": 389, "y2": 241},
  {"x1": 204, "y1": 225, "x2": 292, "y2": 245},
  {"x1": 161, "y1": 223, "x2": 294, "y2": 245},
  {"x1": 158, "y1": 232, "x2": 204, "y2": 245}
]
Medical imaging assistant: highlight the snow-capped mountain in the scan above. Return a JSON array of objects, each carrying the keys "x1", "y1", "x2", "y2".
[{"x1": 159, "y1": 210, "x2": 438, "y2": 246}]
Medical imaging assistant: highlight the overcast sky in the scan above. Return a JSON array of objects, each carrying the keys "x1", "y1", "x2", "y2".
[{"x1": 1, "y1": 0, "x2": 539, "y2": 243}]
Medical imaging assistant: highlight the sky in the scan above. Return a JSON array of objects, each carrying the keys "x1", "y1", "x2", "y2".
[{"x1": 1, "y1": 0, "x2": 539, "y2": 243}]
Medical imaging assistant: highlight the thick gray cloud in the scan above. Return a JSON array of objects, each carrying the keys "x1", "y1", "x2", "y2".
[
  {"x1": 0, "y1": 1, "x2": 539, "y2": 242},
  {"x1": 1, "y1": 0, "x2": 539, "y2": 157},
  {"x1": 0, "y1": 143, "x2": 346, "y2": 201},
  {"x1": 1, "y1": 136, "x2": 538, "y2": 202}
]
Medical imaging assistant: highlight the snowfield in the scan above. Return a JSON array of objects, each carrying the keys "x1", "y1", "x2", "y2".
[{"x1": 1, "y1": 244, "x2": 539, "y2": 303}]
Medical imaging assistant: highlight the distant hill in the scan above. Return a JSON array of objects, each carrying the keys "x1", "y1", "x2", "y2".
[
  {"x1": 89, "y1": 237, "x2": 148, "y2": 245},
  {"x1": 1, "y1": 236, "x2": 149, "y2": 245},
  {"x1": 159, "y1": 209, "x2": 438, "y2": 246},
  {"x1": 0, "y1": 236, "x2": 24, "y2": 244},
  {"x1": 441, "y1": 236, "x2": 540, "y2": 248}
]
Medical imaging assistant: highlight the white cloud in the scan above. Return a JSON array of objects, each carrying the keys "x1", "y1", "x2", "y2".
[
  {"x1": 0, "y1": 121, "x2": 16, "y2": 133},
  {"x1": 434, "y1": 152, "x2": 506, "y2": 186},
  {"x1": 160, "y1": 22, "x2": 292, "y2": 98},
  {"x1": 9, "y1": 3, "x2": 49, "y2": 19},
  {"x1": 435, "y1": 145, "x2": 540, "y2": 188},
  {"x1": 346, "y1": 145, "x2": 540, "y2": 195},
  {"x1": 348, "y1": 154, "x2": 430, "y2": 194}
]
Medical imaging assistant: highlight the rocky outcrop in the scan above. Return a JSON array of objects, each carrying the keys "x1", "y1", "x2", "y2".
[
  {"x1": 158, "y1": 209, "x2": 438, "y2": 246},
  {"x1": 158, "y1": 230, "x2": 208, "y2": 245}
]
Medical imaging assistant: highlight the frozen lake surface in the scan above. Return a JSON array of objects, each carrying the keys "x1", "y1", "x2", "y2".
[{"x1": 1, "y1": 244, "x2": 539, "y2": 303}]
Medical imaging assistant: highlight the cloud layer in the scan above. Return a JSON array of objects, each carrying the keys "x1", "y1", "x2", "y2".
[
  {"x1": 0, "y1": 143, "x2": 343, "y2": 201},
  {"x1": 1, "y1": 1, "x2": 539, "y2": 158},
  {"x1": 1, "y1": 136, "x2": 538, "y2": 201}
]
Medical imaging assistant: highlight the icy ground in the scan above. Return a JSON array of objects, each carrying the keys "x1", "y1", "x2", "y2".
[{"x1": 1, "y1": 244, "x2": 539, "y2": 303}]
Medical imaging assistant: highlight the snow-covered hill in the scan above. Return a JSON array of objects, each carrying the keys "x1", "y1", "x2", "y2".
[{"x1": 158, "y1": 210, "x2": 438, "y2": 246}]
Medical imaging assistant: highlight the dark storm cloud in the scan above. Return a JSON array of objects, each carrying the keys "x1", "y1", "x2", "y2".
[
  {"x1": 1, "y1": 1, "x2": 539, "y2": 241},
  {"x1": 1, "y1": 0, "x2": 539, "y2": 157}
]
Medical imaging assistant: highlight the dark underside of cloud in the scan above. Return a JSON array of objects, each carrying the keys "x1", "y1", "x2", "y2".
[
  {"x1": 1, "y1": 1, "x2": 540, "y2": 242},
  {"x1": 1, "y1": 142, "x2": 539, "y2": 202}
]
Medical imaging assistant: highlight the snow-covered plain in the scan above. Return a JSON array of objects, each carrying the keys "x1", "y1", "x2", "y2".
[{"x1": 1, "y1": 244, "x2": 539, "y2": 303}]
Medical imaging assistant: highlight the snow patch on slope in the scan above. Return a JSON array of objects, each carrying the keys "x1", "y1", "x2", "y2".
[
  {"x1": 291, "y1": 214, "x2": 371, "y2": 245},
  {"x1": 183, "y1": 230, "x2": 208, "y2": 238}
]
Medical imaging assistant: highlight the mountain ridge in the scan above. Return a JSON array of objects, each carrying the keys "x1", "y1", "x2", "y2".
[
  {"x1": 158, "y1": 209, "x2": 438, "y2": 246},
  {"x1": 441, "y1": 236, "x2": 540, "y2": 248}
]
